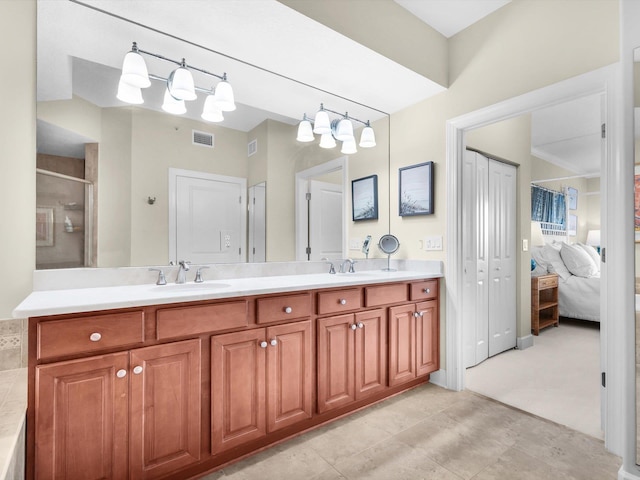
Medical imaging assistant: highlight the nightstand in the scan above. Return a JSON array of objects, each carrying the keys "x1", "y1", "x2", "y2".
[{"x1": 531, "y1": 273, "x2": 559, "y2": 335}]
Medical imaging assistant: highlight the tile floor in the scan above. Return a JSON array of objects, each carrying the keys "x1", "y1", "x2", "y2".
[{"x1": 201, "y1": 384, "x2": 621, "y2": 480}]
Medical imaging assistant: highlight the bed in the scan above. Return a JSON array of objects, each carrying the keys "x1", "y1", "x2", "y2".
[{"x1": 531, "y1": 242, "x2": 601, "y2": 322}]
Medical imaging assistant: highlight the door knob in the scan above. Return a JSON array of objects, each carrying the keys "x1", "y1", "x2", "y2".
[
  {"x1": 132, "y1": 366, "x2": 143, "y2": 375},
  {"x1": 357, "y1": 322, "x2": 364, "y2": 329},
  {"x1": 89, "y1": 332, "x2": 102, "y2": 342},
  {"x1": 116, "y1": 369, "x2": 127, "y2": 378},
  {"x1": 350, "y1": 324, "x2": 357, "y2": 330},
  {"x1": 340, "y1": 299, "x2": 347, "y2": 305},
  {"x1": 270, "y1": 339, "x2": 278, "y2": 346},
  {"x1": 260, "y1": 341, "x2": 268, "y2": 348},
  {"x1": 284, "y1": 306, "x2": 292, "y2": 314}
]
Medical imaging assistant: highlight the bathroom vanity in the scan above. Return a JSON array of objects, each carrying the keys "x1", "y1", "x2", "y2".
[{"x1": 18, "y1": 270, "x2": 441, "y2": 480}]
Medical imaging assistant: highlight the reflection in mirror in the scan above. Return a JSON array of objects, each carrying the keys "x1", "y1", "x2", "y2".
[
  {"x1": 635, "y1": 47, "x2": 640, "y2": 466},
  {"x1": 35, "y1": 1, "x2": 390, "y2": 269}
]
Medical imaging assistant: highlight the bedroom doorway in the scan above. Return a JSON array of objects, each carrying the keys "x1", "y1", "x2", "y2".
[{"x1": 445, "y1": 67, "x2": 615, "y2": 448}]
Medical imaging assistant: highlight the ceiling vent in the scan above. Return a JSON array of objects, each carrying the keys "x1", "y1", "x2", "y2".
[
  {"x1": 192, "y1": 130, "x2": 214, "y2": 148},
  {"x1": 248, "y1": 139, "x2": 257, "y2": 157}
]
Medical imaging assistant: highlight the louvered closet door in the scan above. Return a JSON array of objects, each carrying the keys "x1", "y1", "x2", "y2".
[{"x1": 487, "y1": 160, "x2": 517, "y2": 357}]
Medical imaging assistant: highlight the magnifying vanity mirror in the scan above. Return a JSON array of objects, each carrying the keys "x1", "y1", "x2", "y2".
[
  {"x1": 378, "y1": 233, "x2": 400, "y2": 271},
  {"x1": 35, "y1": 1, "x2": 391, "y2": 270}
]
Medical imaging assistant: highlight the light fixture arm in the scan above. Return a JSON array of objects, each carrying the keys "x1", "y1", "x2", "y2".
[
  {"x1": 133, "y1": 42, "x2": 226, "y2": 81},
  {"x1": 308, "y1": 104, "x2": 370, "y2": 127},
  {"x1": 148, "y1": 73, "x2": 217, "y2": 94}
]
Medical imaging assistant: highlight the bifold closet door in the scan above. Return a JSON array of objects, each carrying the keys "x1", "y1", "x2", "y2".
[
  {"x1": 462, "y1": 150, "x2": 516, "y2": 368},
  {"x1": 487, "y1": 159, "x2": 517, "y2": 357}
]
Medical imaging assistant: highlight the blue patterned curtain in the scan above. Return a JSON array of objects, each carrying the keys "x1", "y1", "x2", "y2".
[{"x1": 531, "y1": 185, "x2": 566, "y2": 226}]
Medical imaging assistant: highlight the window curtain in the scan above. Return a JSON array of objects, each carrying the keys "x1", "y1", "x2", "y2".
[{"x1": 531, "y1": 185, "x2": 566, "y2": 226}]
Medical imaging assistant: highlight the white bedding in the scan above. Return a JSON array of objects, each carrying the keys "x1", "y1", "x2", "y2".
[{"x1": 558, "y1": 273, "x2": 601, "y2": 322}]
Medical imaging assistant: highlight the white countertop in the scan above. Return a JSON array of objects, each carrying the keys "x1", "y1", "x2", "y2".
[{"x1": 13, "y1": 270, "x2": 442, "y2": 318}]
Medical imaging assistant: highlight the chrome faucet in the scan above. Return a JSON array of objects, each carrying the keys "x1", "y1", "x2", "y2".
[
  {"x1": 321, "y1": 257, "x2": 336, "y2": 274},
  {"x1": 339, "y1": 258, "x2": 355, "y2": 273},
  {"x1": 176, "y1": 260, "x2": 191, "y2": 284}
]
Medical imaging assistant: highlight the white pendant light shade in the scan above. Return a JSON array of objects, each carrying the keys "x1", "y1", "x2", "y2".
[
  {"x1": 162, "y1": 88, "x2": 187, "y2": 115},
  {"x1": 319, "y1": 133, "x2": 336, "y2": 149},
  {"x1": 116, "y1": 79, "x2": 144, "y2": 104},
  {"x1": 296, "y1": 120, "x2": 314, "y2": 142},
  {"x1": 359, "y1": 126, "x2": 376, "y2": 148},
  {"x1": 341, "y1": 138, "x2": 357, "y2": 154},
  {"x1": 313, "y1": 110, "x2": 331, "y2": 135},
  {"x1": 214, "y1": 80, "x2": 236, "y2": 111},
  {"x1": 168, "y1": 66, "x2": 197, "y2": 101},
  {"x1": 334, "y1": 118, "x2": 354, "y2": 142},
  {"x1": 121, "y1": 50, "x2": 150, "y2": 88},
  {"x1": 201, "y1": 94, "x2": 224, "y2": 122}
]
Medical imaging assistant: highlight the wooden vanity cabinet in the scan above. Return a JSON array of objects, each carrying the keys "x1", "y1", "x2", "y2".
[
  {"x1": 34, "y1": 339, "x2": 201, "y2": 480},
  {"x1": 29, "y1": 277, "x2": 439, "y2": 480},
  {"x1": 388, "y1": 300, "x2": 439, "y2": 387},
  {"x1": 317, "y1": 308, "x2": 387, "y2": 413},
  {"x1": 211, "y1": 320, "x2": 313, "y2": 453}
]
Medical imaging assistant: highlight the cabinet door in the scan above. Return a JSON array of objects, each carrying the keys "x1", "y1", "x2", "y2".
[
  {"x1": 388, "y1": 304, "x2": 416, "y2": 387},
  {"x1": 266, "y1": 320, "x2": 313, "y2": 432},
  {"x1": 354, "y1": 308, "x2": 387, "y2": 400},
  {"x1": 415, "y1": 300, "x2": 439, "y2": 377},
  {"x1": 317, "y1": 314, "x2": 355, "y2": 413},
  {"x1": 211, "y1": 329, "x2": 266, "y2": 453},
  {"x1": 35, "y1": 353, "x2": 129, "y2": 480},
  {"x1": 129, "y1": 339, "x2": 202, "y2": 479}
]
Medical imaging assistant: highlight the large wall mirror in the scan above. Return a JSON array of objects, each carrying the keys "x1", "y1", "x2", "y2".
[{"x1": 36, "y1": 1, "x2": 390, "y2": 269}]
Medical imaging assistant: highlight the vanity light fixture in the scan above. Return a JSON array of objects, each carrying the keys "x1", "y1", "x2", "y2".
[
  {"x1": 296, "y1": 103, "x2": 376, "y2": 153},
  {"x1": 118, "y1": 42, "x2": 236, "y2": 121}
]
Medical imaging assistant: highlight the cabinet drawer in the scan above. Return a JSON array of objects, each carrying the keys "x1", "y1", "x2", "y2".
[
  {"x1": 256, "y1": 293, "x2": 311, "y2": 324},
  {"x1": 157, "y1": 301, "x2": 248, "y2": 340},
  {"x1": 364, "y1": 283, "x2": 408, "y2": 307},
  {"x1": 37, "y1": 311, "x2": 144, "y2": 360},
  {"x1": 317, "y1": 288, "x2": 362, "y2": 315},
  {"x1": 410, "y1": 280, "x2": 438, "y2": 301},
  {"x1": 538, "y1": 276, "x2": 558, "y2": 289}
]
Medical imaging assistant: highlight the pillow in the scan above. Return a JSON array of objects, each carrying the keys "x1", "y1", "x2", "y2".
[
  {"x1": 530, "y1": 246, "x2": 549, "y2": 276},
  {"x1": 577, "y1": 243, "x2": 600, "y2": 272},
  {"x1": 560, "y1": 243, "x2": 598, "y2": 278},
  {"x1": 541, "y1": 244, "x2": 572, "y2": 280}
]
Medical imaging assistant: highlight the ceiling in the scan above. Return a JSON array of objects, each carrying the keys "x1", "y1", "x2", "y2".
[{"x1": 38, "y1": 0, "x2": 601, "y2": 176}]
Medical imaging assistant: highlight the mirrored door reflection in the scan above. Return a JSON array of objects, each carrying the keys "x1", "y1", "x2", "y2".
[{"x1": 634, "y1": 47, "x2": 640, "y2": 465}]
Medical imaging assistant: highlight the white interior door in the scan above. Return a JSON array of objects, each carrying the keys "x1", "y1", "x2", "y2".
[
  {"x1": 309, "y1": 180, "x2": 343, "y2": 261},
  {"x1": 170, "y1": 168, "x2": 246, "y2": 264},
  {"x1": 488, "y1": 160, "x2": 517, "y2": 357},
  {"x1": 248, "y1": 182, "x2": 266, "y2": 263},
  {"x1": 463, "y1": 151, "x2": 516, "y2": 368},
  {"x1": 463, "y1": 150, "x2": 489, "y2": 368}
]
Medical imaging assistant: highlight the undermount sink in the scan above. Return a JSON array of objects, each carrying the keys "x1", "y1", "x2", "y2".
[{"x1": 151, "y1": 282, "x2": 230, "y2": 292}]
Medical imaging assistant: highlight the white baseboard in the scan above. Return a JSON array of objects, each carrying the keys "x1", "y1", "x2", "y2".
[
  {"x1": 517, "y1": 334, "x2": 534, "y2": 350},
  {"x1": 429, "y1": 369, "x2": 447, "y2": 388},
  {"x1": 619, "y1": 466, "x2": 640, "y2": 480}
]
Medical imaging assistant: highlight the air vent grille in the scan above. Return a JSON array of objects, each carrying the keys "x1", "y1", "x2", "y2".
[
  {"x1": 192, "y1": 130, "x2": 214, "y2": 148},
  {"x1": 248, "y1": 139, "x2": 257, "y2": 157}
]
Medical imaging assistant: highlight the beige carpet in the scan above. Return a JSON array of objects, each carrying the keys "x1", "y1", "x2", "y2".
[{"x1": 465, "y1": 318, "x2": 603, "y2": 439}]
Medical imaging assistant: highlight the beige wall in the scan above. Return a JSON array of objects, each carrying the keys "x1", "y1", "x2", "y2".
[
  {"x1": 279, "y1": 0, "x2": 448, "y2": 87},
  {"x1": 37, "y1": 96, "x2": 102, "y2": 142},
  {"x1": 0, "y1": 0, "x2": 36, "y2": 320}
]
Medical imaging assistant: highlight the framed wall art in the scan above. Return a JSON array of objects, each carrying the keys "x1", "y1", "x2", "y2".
[
  {"x1": 351, "y1": 174, "x2": 378, "y2": 221},
  {"x1": 567, "y1": 186, "x2": 578, "y2": 210},
  {"x1": 399, "y1": 161, "x2": 434, "y2": 216}
]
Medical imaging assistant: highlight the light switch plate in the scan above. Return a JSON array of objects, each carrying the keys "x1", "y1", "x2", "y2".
[
  {"x1": 349, "y1": 238, "x2": 361, "y2": 250},
  {"x1": 523, "y1": 239, "x2": 529, "y2": 251},
  {"x1": 424, "y1": 235, "x2": 443, "y2": 251}
]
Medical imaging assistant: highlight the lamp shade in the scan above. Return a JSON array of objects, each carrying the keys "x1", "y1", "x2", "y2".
[
  {"x1": 334, "y1": 118, "x2": 354, "y2": 142},
  {"x1": 313, "y1": 109, "x2": 331, "y2": 135},
  {"x1": 296, "y1": 120, "x2": 314, "y2": 142},
  {"x1": 116, "y1": 79, "x2": 144, "y2": 104},
  {"x1": 586, "y1": 229, "x2": 601, "y2": 246},
  {"x1": 162, "y1": 88, "x2": 187, "y2": 115},
  {"x1": 214, "y1": 80, "x2": 236, "y2": 111},
  {"x1": 359, "y1": 126, "x2": 376, "y2": 147},
  {"x1": 120, "y1": 50, "x2": 150, "y2": 88},
  {"x1": 531, "y1": 221, "x2": 544, "y2": 247},
  {"x1": 319, "y1": 133, "x2": 336, "y2": 149},
  {"x1": 168, "y1": 66, "x2": 197, "y2": 101},
  {"x1": 341, "y1": 138, "x2": 357, "y2": 154},
  {"x1": 201, "y1": 94, "x2": 224, "y2": 122}
]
